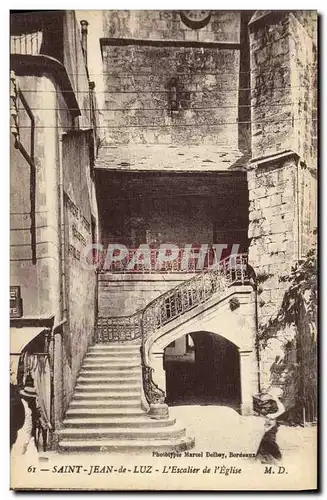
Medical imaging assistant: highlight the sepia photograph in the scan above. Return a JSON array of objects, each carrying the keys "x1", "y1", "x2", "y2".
[{"x1": 9, "y1": 8, "x2": 318, "y2": 491}]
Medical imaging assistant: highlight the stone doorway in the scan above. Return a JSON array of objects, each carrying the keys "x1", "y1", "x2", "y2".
[{"x1": 164, "y1": 331, "x2": 241, "y2": 411}]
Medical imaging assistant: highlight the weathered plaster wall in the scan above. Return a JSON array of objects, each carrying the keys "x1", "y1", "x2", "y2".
[
  {"x1": 61, "y1": 131, "x2": 97, "y2": 416},
  {"x1": 101, "y1": 195, "x2": 214, "y2": 248},
  {"x1": 10, "y1": 75, "x2": 62, "y2": 320},
  {"x1": 10, "y1": 11, "x2": 99, "y2": 426}
]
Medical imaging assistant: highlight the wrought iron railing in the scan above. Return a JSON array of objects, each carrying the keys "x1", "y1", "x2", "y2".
[
  {"x1": 96, "y1": 313, "x2": 142, "y2": 342},
  {"x1": 96, "y1": 253, "x2": 248, "y2": 344},
  {"x1": 142, "y1": 253, "x2": 248, "y2": 341},
  {"x1": 140, "y1": 253, "x2": 249, "y2": 405},
  {"x1": 96, "y1": 254, "x2": 249, "y2": 405},
  {"x1": 98, "y1": 246, "x2": 220, "y2": 274},
  {"x1": 11, "y1": 32, "x2": 43, "y2": 56}
]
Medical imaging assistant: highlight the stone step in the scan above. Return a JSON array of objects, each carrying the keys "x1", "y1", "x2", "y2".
[
  {"x1": 81, "y1": 364, "x2": 141, "y2": 371},
  {"x1": 63, "y1": 416, "x2": 176, "y2": 429},
  {"x1": 66, "y1": 408, "x2": 145, "y2": 418},
  {"x1": 77, "y1": 376, "x2": 140, "y2": 385},
  {"x1": 83, "y1": 358, "x2": 140, "y2": 365},
  {"x1": 58, "y1": 436, "x2": 195, "y2": 453},
  {"x1": 86, "y1": 352, "x2": 140, "y2": 359},
  {"x1": 58, "y1": 424, "x2": 186, "y2": 441},
  {"x1": 87, "y1": 346, "x2": 141, "y2": 355},
  {"x1": 74, "y1": 384, "x2": 140, "y2": 392},
  {"x1": 94, "y1": 342, "x2": 141, "y2": 348},
  {"x1": 72, "y1": 392, "x2": 140, "y2": 401},
  {"x1": 89, "y1": 342, "x2": 141, "y2": 351},
  {"x1": 69, "y1": 400, "x2": 141, "y2": 409}
]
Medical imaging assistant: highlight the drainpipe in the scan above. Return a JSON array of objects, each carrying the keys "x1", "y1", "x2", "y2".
[
  {"x1": 296, "y1": 157, "x2": 301, "y2": 260},
  {"x1": 53, "y1": 134, "x2": 67, "y2": 429},
  {"x1": 254, "y1": 285, "x2": 261, "y2": 393},
  {"x1": 58, "y1": 135, "x2": 67, "y2": 323},
  {"x1": 10, "y1": 71, "x2": 37, "y2": 265},
  {"x1": 80, "y1": 20, "x2": 89, "y2": 70},
  {"x1": 50, "y1": 318, "x2": 67, "y2": 433},
  {"x1": 247, "y1": 263, "x2": 261, "y2": 392}
]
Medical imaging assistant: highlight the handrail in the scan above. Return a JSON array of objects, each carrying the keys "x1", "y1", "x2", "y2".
[
  {"x1": 96, "y1": 253, "x2": 249, "y2": 404},
  {"x1": 96, "y1": 311, "x2": 142, "y2": 342},
  {"x1": 98, "y1": 246, "x2": 219, "y2": 274},
  {"x1": 142, "y1": 253, "x2": 248, "y2": 340},
  {"x1": 96, "y1": 254, "x2": 249, "y2": 345},
  {"x1": 140, "y1": 253, "x2": 249, "y2": 405}
]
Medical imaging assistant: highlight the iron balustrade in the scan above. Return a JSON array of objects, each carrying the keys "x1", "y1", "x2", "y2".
[
  {"x1": 96, "y1": 313, "x2": 142, "y2": 342},
  {"x1": 96, "y1": 254, "x2": 248, "y2": 343},
  {"x1": 141, "y1": 253, "x2": 248, "y2": 341},
  {"x1": 96, "y1": 253, "x2": 249, "y2": 403},
  {"x1": 11, "y1": 32, "x2": 43, "y2": 56},
  {"x1": 98, "y1": 246, "x2": 230, "y2": 274}
]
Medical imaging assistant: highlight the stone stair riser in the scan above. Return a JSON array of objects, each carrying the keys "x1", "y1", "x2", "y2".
[
  {"x1": 77, "y1": 377, "x2": 140, "y2": 384},
  {"x1": 81, "y1": 365, "x2": 141, "y2": 371},
  {"x1": 69, "y1": 401, "x2": 142, "y2": 409},
  {"x1": 58, "y1": 437, "x2": 195, "y2": 453},
  {"x1": 59, "y1": 427, "x2": 186, "y2": 440},
  {"x1": 74, "y1": 384, "x2": 140, "y2": 391},
  {"x1": 63, "y1": 418, "x2": 176, "y2": 428}
]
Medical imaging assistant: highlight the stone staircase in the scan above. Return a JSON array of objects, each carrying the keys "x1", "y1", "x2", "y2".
[{"x1": 58, "y1": 343, "x2": 194, "y2": 452}]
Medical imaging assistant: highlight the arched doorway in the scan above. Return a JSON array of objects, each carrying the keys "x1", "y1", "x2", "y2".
[{"x1": 164, "y1": 331, "x2": 241, "y2": 411}]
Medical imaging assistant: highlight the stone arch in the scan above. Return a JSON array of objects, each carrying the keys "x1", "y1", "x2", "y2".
[
  {"x1": 148, "y1": 324, "x2": 258, "y2": 416},
  {"x1": 164, "y1": 330, "x2": 242, "y2": 409},
  {"x1": 144, "y1": 287, "x2": 258, "y2": 415}
]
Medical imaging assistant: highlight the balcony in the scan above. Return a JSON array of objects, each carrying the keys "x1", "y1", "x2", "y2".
[
  {"x1": 97, "y1": 246, "x2": 245, "y2": 274},
  {"x1": 11, "y1": 31, "x2": 43, "y2": 56}
]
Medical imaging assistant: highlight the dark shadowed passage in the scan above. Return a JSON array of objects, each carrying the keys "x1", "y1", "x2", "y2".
[{"x1": 164, "y1": 331, "x2": 241, "y2": 411}]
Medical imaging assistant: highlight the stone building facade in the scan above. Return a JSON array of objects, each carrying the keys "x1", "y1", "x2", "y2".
[
  {"x1": 10, "y1": 10, "x2": 317, "y2": 452},
  {"x1": 94, "y1": 10, "x2": 317, "y2": 418},
  {"x1": 10, "y1": 11, "x2": 100, "y2": 436}
]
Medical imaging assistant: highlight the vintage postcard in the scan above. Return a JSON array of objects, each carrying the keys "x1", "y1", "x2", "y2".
[{"x1": 10, "y1": 9, "x2": 317, "y2": 491}]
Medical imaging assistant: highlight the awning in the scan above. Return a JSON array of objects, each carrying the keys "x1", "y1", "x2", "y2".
[{"x1": 10, "y1": 327, "x2": 47, "y2": 355}]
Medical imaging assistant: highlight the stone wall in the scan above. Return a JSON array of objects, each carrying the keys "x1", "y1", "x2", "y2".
[
  {"x1": 248, "y1": 153, "x2": 301, "y2": 396},
  {"x1": 101, "y1": 45, "x2": 240, "y2": 146},
  {"x1": 103, "y1": 10, "x2": 240, "y2": 43},
  {"x1": 249, "y1": 12, "x2": 294, "y2": 158},
  {"x1": 248, "y1": 154, "x2": 298, "y2": 325},
  {"x1": 248, "y1": 11, "x2": 317, "y2": 396},
  {"x1": 249, "y1": 11, "x2": 317, "y2": 163},
  {"x1": 101, "y1": 10, "x2": 242, "y2": 147},
  {"x1": 98, "y1": 273, "x2": 193, "y2": 317},
  {"x1": 97, "y1": 172, "x2": 249, "y2": 256},
  {"x1": 289, "y1": 13, "x2": 317, "y2": 169}
]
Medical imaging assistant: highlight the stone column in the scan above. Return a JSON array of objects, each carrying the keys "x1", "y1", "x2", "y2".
[{"x1": 239, "y1": 349, "x2": 259, "y2": 416}]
